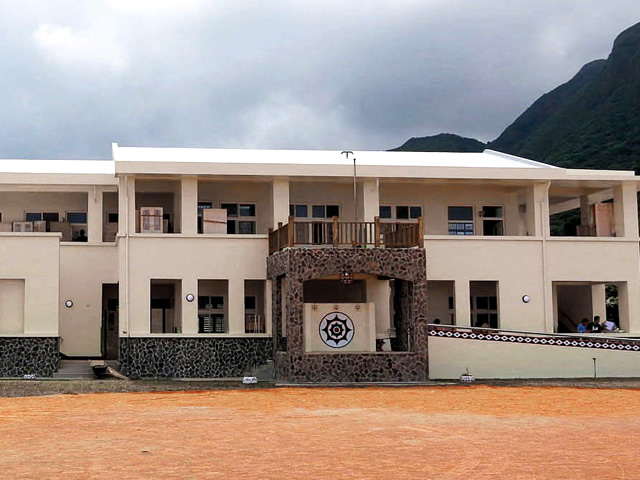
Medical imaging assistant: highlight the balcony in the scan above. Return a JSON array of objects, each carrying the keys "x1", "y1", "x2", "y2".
[{"x1": 268, "y1": 216, "x2": 423, "y2": 253}]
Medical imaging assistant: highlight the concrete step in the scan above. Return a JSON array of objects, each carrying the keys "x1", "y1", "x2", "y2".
[
  {"x1": 57, "y1": 360, "x2": 94, "y2": 376},
  {"x1": 52, "y1": 372, "x2": 95, "y2": 379}
]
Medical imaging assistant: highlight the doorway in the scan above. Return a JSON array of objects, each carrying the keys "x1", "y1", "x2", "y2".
[{"x1": 101, "y1": 283, "x2": 119, "y2": 359}]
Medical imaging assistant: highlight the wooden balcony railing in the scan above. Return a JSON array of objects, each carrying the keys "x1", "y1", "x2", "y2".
[{"x1": 268, "y1": 216, "x2": 423, "y2": 253}]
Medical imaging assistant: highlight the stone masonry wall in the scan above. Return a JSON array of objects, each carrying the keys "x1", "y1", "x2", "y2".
[
  {"x1": 267, "y1": 248, "x2": 428, "y2": 383},
  {"x1": 0, "y1": 337, "x2": 59, "y2": 377},
  {"x1": 119, "y1": 337, "x2": 272, "y2": 378}
]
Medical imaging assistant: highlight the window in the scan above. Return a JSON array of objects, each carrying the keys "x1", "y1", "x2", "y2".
[
  {"x1": 448, "y1": 206, "x2": 474, "y2": 235},
  {"x1": 198, "y1": 295, "x2": 226, "y2": 333},
  {"x1": 481, "y1": 206, "x2": 504, "y2": 236},
  {"x1": 25, "y1": 212, "x2": 42, "y2": 221},
  {"x1": 244, "y1": 296, "x2": 257, "y2": 311},
  {"x1": 67, "y1": 212, "x2": 87, "y2": 224},
  {"x1": 291, "y1": 204, "x2": 339, "y2": 219},
  {"x1": 43, "y1": 212, "x2": 60, "y2": 222},
  {"x1": 107, "y1": 213, "x2": 118, "y2": 223},
  {"x1": 379, "y1": 205, "x2": 422, "y2": 221},
  {"x1": 221, "y1": 203, "x2": 256, "y2": 235}
]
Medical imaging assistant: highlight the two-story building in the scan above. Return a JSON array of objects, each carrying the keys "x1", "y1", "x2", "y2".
[{"x1": 0, "y1": 145, "x2": 639, "y2": 381}]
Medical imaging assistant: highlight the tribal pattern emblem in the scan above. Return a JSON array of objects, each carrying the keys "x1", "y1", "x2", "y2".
[{"x1": 319, "y1": 312, "x2": 355, "y2": 348}]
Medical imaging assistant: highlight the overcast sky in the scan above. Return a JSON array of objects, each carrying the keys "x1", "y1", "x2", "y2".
[{"x1": 1, "y1": 1, "x2": 639, "y2": 159}]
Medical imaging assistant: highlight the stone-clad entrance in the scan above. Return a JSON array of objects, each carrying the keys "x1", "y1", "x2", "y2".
[{"x1": 267, "y1": 248, "x2": 428, "y2": 383}]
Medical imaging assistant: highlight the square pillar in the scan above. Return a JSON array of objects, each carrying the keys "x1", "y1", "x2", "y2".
[
  {"x1": 454, "y1": 280, "x2": 471, "y2": 327},
  {"x1": 614, "y1": 182, "x2": 639, "y2": 239},
  {"x1": 265, "y1": 280, "x2": 273, "y2": 336},
  {"x1": 181, "y1": 177, "x2": 198, "y2": 235},
  {"x1": 525, "y1": 183, "x2": 548, "y2": 237},
  {"x1": 591, "y1": 284, "x2": 606, "y2": 322},
  {"x1": 228, "y1": 278, "x2": 245, "y2": 334},
  {"x1": 271, "y1": 179, "x2": 290, "y2": 228},
  {"x1": 361, "y1": 178, "x2": 379, "y2": 223},
  {"x1": 181, "y1": 276, "x2": 198, "y2": 334},
  {"x1": 126, "y1": 176, "x2": 136, "y2": 234},
  {"x1": 87, "y1": 187, "x2": 103, "y2": 243}
]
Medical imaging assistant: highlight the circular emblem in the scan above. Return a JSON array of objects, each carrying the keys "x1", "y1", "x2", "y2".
[{"x1": 319, "y1": 312, "x2": 355, "y2": 348}]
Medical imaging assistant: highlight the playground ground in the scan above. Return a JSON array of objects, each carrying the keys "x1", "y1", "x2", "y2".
[{"x1": 1, "y1": 385, "x2": 639, "y2": 479}]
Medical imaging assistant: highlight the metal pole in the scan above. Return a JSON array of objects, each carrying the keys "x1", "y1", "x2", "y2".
[{"x1": 353, "y1": 157, "x2": 357, "y2": 222}]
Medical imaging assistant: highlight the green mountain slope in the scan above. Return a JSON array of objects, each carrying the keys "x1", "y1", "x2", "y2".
[
  {"x1": 391, "y1": 133, "x2": 486, "y2": 153},
  {"x1": 392, "y1": 22, "x2": 640, "y2": 173}
]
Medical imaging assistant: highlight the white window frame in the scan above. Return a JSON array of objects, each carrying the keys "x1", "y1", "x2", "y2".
[
  {"x1": 479, "y1": 205, "x2": 505, "y2": 236},
  {"x1": 220, "y1": 201, "x2": 257, "y2": 235},
  {"x1": 448, "y1": 205, "x2": 475, "y2": 236},
  {"x1": 379, "y1": 204, "x2": 423, "y2": 222}
]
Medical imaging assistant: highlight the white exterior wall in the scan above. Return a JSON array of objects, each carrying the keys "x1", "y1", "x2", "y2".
[{"x1": 59, "y1": 244, "x2": 118, "y2": 356}]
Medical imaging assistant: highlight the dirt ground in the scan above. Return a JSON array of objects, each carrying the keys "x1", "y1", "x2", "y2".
[{"x1": 1, "y1": 386, "x2": 640, "y2": 479}]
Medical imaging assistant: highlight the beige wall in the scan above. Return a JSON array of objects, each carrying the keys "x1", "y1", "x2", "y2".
[
  {"x1": 0, "y1": 279, "x2": 25, "y2": 334},
  {"x1": 0, "y1": 234, "x2": 59, "y2": 335},
  {"x1": 304, "y1": 303, "x2": 375, "y2": 352},
  {"x1": 122, "y1": 236, "x2": 269, "y2": 337},
  {"x1": 0, "y1": 191, "x2": 87, "y2": 224},
  {"x1": 365, "y1": 277, "x2": 392, "y2": 337},
  {"x1": 380, "y1": 182, "x2": 525, "y2": 235},
  {"x1": 427, "y1": 281, "x2": 455, "y2": 324},
  {"x1": 425, "y1": 238, "x2": 546, "y2": 331},
  {"x1": 289, "y1": 181, "x2": 356, "y2": 221},
  {"x1": 198, "y1": 180, "x2": 271, "y2": 233},
  {"x1": 59, "y1": 244, "x2": 118, "y2": 356},
  {"x1": 429, "y1": 336, "x2": 640, "y2": 378}
]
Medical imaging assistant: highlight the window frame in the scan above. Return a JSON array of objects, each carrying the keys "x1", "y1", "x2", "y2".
[
  {"x1": 480, "y1": 205, "x2": 505, "y2": 236},
  {"x1": 219, "y1": 202, "x2": 257, "y2": 235},
  {"x1": 448, "y1": 205, "x2": 475, "y2": 236},
  {"x1": 379, "y1": 204, "x2": 423, "y2": 222}
]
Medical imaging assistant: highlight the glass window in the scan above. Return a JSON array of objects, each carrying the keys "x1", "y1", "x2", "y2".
[
  {"x1": 221, "y1": 203, "x2": 238, "y2": 217},
  {"x1": 108, "y1": 213, "x2": 118, "y2": 223},
  {"x1": 43, "y1": 212, "x2": 60, "y2": 222},
  {"x1": 448, "y1": 206, "x2": 473, "y2": 221},
  {"x1": 379, "y1": 206, "x2": 392, "y2": 219},
  {"x1": 198, "y1": 202, "x2": 212, "y2": 213},
  {"x1": 26, "y1": 212, "x2": 42, "y2": 221},
  {"x1": 239, "y1": 204, "x2": 255, "y2": 217},
  {"x1": 312, "y1": 205, "x2": 325, "y2": 218},
  {"x1": 67, "y1": 212, "x2": 87, "y2": 224},
  {"x1": 226, "y1": 221, "x2": 236, "y2": 234},
  {"x1": 482, "y1": 206, "x2": 503, "y2": 218},
  {"x1": 409, "y1": 206, "x2": 422, "y2": 219},
  {"x1": 238, "y1": 221, "x2": 256, "y2": 234},
  {"x1": 326, "y1": 205, "x2": 340, "y2": 218},
  {"x1": 293, "y1": 205, "x2": 308, "y2": 218},
  {"x1": 396, "y1": 206, "x2": 409, "y2": 219}
]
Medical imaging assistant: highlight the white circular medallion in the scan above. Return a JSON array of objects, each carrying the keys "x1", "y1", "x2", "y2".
[{"x1": 319, "y1": 312, "x2": 355, "y2": 348}]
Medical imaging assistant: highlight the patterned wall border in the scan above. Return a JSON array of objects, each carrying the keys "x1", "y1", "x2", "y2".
[{"x1": 429, "y1": 328, "x2": 640, "y2": 351}]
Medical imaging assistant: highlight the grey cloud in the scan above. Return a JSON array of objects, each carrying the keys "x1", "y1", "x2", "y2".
[{"x1": 0, "y1": 0, "x2": 638, "y2": 159}]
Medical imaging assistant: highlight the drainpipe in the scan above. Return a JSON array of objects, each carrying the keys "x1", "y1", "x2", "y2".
[{"x1": 125, "y1": 176, "x2": 131, "y2": 372}]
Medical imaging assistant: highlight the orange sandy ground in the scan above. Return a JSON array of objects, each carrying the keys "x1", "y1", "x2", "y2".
[{"x1": 1, "y1": 386, "x2": 640, "y2": 479}]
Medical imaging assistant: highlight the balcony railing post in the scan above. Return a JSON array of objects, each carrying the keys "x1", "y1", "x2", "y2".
[
  {"x1": 417, "y1": 217, "x2": 424, "y2": 248},
  {"x1": 288, "y1": 215, "x2": 295, "y2": 247},
  {"x1": 332, "y1": 216, "x2": 339, "y2": 247}
]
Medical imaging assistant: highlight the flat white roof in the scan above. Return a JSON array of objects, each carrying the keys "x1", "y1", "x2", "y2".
[
  {"x1": 0, "y1": 159, "x2": 114, "y2": 175},
  {"x1": 112, "y1": 144, "x2": 555, "y2": 170}
]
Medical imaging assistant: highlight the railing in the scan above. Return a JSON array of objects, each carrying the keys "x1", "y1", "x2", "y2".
[
  {"x1": 268, "y1": 216, "x2": 424, "y2": 253},
  {"x1": 245, "y1": 314, "x2": 266, "y2": 334}
]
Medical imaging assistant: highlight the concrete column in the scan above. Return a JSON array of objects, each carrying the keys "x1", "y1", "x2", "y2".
[
  {"x1": 87, "y1": 187, "x2": 103, "y2": 243},
  {"x1": 361, "y1": 179, "x2": 379, "y2": 223},
  {"x1": 265, "y1": 280, "x2": 273, "y2": 336},
  {"x1": 181, "y1": 177, "x2": 198, "y2": 235},
  {"x1": 271, "y1": 179, "x2": 290, "y2": 228},
  {"x1": 614, "y1": 182, "x2": 639, "y2": 239},
  {"x1": 117, "y1": 177, "x2": 129, "y2": 235},
  {"x1": 182, "y1": 276, "x2": 198, "y2": 334},
  {"x1": 525, "y1": 183, "x2": 546, "y2": 237},
  {"x1": 580, "y1": 195, "x2": 591, "y2": 228},
  {"x1": 591, "y1": 284, "x2": 606, "y2": 322},
  {"x1": 126, "y1": 176, "x2": 136, "y2": 234},
  {"x1": 228, "y1": 277, "x2": 245, "y2": 334},
  {"x1": 454, "y1": 280, "x2": 471, "y2": 327},
  {"x1": 551, "y1": 283, "x2": 558, "y2": 333}
]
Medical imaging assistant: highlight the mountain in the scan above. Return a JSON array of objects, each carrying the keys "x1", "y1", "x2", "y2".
[
  {"x1": 391, "y1": 133, "x2": 485, "y2": 153},
  {"x1": 392, "y1": 22, "x2": 640, "y2": 173}
]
